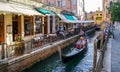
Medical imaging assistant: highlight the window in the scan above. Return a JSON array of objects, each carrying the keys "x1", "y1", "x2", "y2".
[
  {"x1": 79, "y1": 2, "x2": 83, "y2": 8},
  {"x1": 58, "y1": 1, "x2": 61, "y2": 7},
  {"x1": 35, "y1": 16, "x2": 42, "y2": 34},
  {"x1": 62, "y1": 0, "x2": 66, "y2": 6},
  {"x1": 12, "y1": 15, "x2": 19, "y2": 41},
  {"x1": 24, "y1": 16, "x2": 33, "y2": 36},
  {"x1": 56, "y1": 0, "x2": 61, "y2": 7},
  {"x1": 72, "y1": 9, "x2": 76, "y2": 14},
  {"x1": 0, "y1": 15, "x2": 4, "y2": 20},
  {"x1": 48, "y1": 2, "x2": 51, "y2": 6},
  {"x1": 0, "y1": 15, "x2": 4, "y2": 44},
  {"x1": 72, "y1": 0, "x2": 76, "y2": 5}
]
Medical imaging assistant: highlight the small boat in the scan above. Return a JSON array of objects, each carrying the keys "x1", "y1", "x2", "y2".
[{"x1": 61, "y1": 37, "x2": 87, "y2": 63}]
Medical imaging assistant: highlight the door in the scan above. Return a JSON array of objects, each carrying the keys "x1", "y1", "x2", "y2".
[
  {"x1": 0, "y1": 15, "x2": 4, "y2": 44},
  {"x1": 44, "y1": 16, "x2": 48, "y2": 34},
  {"x1": 50, "y1": 16, "x2": 53, "y2": 33},
  {"x1": 12, "y1": 15, "x2": 19, "y2": 41}
]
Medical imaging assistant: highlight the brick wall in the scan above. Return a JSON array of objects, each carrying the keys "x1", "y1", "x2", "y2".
[{"x1": 7, "y1": 36, "x2": 78, "y2": 72}]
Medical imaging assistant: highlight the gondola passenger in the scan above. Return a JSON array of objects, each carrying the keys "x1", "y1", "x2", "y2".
[{"x1": 75, "y1": 37, "x2": 86, "y2": 49}]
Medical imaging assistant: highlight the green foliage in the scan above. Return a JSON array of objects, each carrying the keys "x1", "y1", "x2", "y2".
[
  {"x1": 16, "y1": 35, "x2": 22, "y2": 41},
  {"x1": 108, "y1": 2, "x2": 120, "y2": 22}
]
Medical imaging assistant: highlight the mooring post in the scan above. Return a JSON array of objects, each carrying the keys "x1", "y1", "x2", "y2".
[
  {"x1": 100, "y1": 34, "x2": 104, "y2": 50},
  {"x1": 93, "y1": 40, "x2": 97, "y2": 69},
  {"x1": 1, "y1": 42, "x2": 5, "y2": 59},
  {"x1": 58, "y1": 44, "x2": 62, "y2": 61}
]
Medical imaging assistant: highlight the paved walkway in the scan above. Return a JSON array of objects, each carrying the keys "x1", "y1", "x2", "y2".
[
  {"x1": 111, "y1": 29, "x2": 120, "y2": 72},
  {"x1": 102, "y1": 38, "x2": 111, "y2": 72},
  {"x1": 102, "y1": 28, "x2": 120, "y2": 72}
]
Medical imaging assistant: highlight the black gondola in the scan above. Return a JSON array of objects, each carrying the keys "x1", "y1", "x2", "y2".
[
  {"x1": 61, "y1": 40, "x2": 87, "y2": 63},
  {"x1": 61, "y1": 27, "x2": 96, "y2": 63}
]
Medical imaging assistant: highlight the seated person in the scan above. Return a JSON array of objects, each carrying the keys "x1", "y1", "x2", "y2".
[
  {"x1": 59, "y1": 30, "x2": 64, "y2": 35},
  {"x1": 68, "y1": 28, "x2": 72, "y2": 33},
  {"x1": 75, "y1": 37, "x2": 86, "y2": 49}
]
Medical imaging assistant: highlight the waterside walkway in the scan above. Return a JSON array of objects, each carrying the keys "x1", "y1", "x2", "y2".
[{"x1": 102, "y1": 29, "x2": 120, "y2": 72}]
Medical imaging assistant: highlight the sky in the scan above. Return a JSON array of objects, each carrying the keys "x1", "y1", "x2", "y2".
[{"x1": 85, "y1": 0, "x2": 102, "y2": 13}]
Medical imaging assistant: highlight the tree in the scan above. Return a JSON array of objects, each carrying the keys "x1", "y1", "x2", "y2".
[{"x1": 108, "y1": 2, "x2": 120, "y2": 23}]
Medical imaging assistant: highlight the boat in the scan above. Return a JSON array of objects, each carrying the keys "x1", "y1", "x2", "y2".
[
  {"x1": 61, "y1": 37, "x2": 88, "y2": 63},
  {"x1": 86, "y1": 27, "x2": 96, "y2": 35}
]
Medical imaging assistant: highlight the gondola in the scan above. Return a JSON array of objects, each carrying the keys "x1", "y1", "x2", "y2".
[
  {"x1": 61, "y1": 38, "x2": 87, "y2": 63},
  {"x1": 86, "y1": 27, "x2": 96, "y2": 35}
]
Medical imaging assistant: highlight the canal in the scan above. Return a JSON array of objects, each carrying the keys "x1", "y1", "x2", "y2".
[{"x1": 22, "y1": 31, "x2": 100, "y2": 72}]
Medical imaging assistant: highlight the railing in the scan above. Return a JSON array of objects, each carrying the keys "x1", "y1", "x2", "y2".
[
  {"x1": 0, "y1": 26, "x2": 96, "y2": 60},
  {"x1": 0, "y1": 29, "x2": 80, "y2": 60}
]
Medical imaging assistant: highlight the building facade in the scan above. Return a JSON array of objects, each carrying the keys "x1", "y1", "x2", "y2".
[
  {"x1": 0, "y1": 0, "x2": 61, "y2": 45},
  {"x1": 86, "y1": 12, "x2": 94, "y2": 20},
  {"x1": 94, "y1": 8, "x2": 103, "y2": 25},
  {"x1": 35, "y1": 0, "x2": 84, "y2": 20},
  {"x1": 102, "y1": 0, "x2": 115, "y2": 22}
]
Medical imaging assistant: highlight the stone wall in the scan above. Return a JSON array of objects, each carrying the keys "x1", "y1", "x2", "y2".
[
  {"x1": 8, "y1": 35, "x2": 78, "y2": 72},
  {"x1": 0, "y1": 60, "x2": 8, "y2": 72}
]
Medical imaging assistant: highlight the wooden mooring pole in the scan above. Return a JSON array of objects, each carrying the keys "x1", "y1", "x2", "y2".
[{"x1": 93, "y1": 40, "x2": 97, "y2": 69}]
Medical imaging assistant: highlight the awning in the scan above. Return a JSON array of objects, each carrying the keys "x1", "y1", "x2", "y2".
[
  {"x1": 57, "y1": 14, "x2": 67, "y2": 20},
  {"x1": 72, "y1": 16, "x2": 78, "y2": 20},
  {"x1": 60, "y1": 20, "x2": 74, "y2": 23},
  {"x1": 36, "y1": 8, "x2": 55, "y2": 16},
  {"x1": 0, "y1": 2, "x2": 21, "y2": 14},
  {"x1": 77, "y1": 20, "x2": 95, "y2": 23},
  {"x1": 63, "y1": 14, "x2": 75, "y2": 21},
  {"x1": 60, "y1": 20, "x2": 95, "y2": 23},
  {"x1": 10, "y1": 3, "x2": 43, "y2": 16},
  {"x1": 0, "y1": 2, "x2": 43, "y2": 16}
]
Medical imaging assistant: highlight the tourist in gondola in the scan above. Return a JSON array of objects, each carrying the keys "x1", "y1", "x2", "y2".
[{"x1": 75, "y1": 36, "x2": 86, "y2": 49}]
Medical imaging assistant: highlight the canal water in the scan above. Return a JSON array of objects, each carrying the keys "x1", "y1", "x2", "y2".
[{"x1": 22, "y1": 32, "x2": 100, "y2": 72}]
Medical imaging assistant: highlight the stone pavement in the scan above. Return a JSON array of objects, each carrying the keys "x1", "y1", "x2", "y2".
[
  {"x1": 102, "y1": 38, "x2": 111, "y2": 72},
  {"x1": 102, "y1": 29, "x2": 120, "y2": 72},
  {"x1": 111, "y1": 29, "x2": 120, "y2": 72}
]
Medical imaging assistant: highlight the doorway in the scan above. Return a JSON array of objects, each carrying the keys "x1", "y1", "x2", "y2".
[
  {"x1": 12, "y1": 15, "x2": 21, "y2": 41},
  {"x1": 0, "y1": 15, "x2": 4, "y2": 44}
]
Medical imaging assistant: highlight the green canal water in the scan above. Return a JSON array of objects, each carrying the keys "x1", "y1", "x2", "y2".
[{"x1": 22, "y1": 32, "x2": 99, "y2": 72}]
